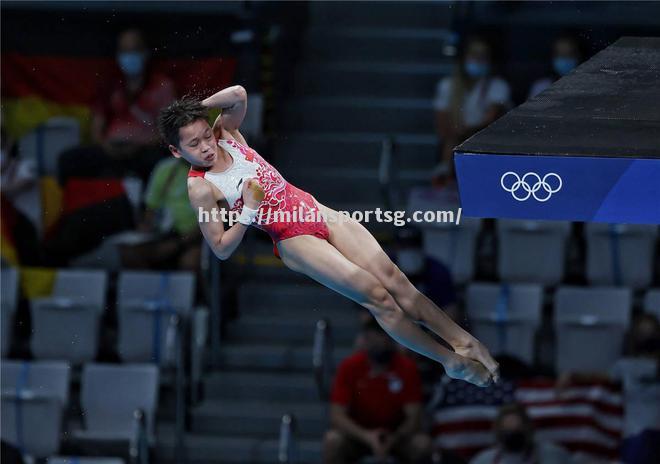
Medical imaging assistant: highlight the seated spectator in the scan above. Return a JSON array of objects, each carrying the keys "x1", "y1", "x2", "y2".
[
  {"x1": 557, "y1": 313, "x2": 660, "y2": 464},
  {"x1": 47, "y1": 28, "x2": 177, "y2": 264},
  {"x1": 395, "y1": 226, "x2": 425, "y2": 285},
  {"x1": 470, "y1": 403, "x2": 572, "y2": 464},
  {"x1": 0, "y1": 124, "x2": 41, "y2": 265},
  {"x1": 433, "y1": 35, "x2": 511, "y2": 183},
  {"x1": 422, "y1": 257, "x2": 458, "y2": 323},
  {"x1": 404, "y1": 188, "x2": 461, "y2": 321},
  {"x1": 324, "y1": 317, "x2": 432, "y2": 464},
  {"x1": 1, "y1": 440, "x2": 25, "y2": 464},
  {"x1": 59, "y1": 27, "x2": 176, "y2": 184},
  {"x1": 528, "y1": 33, "x2": 584, "y2": 99},
  {"x1": 119, "y1": 156, "x2": 202, "y2": 272}
]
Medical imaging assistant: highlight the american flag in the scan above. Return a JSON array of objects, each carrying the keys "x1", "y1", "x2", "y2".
[{"x1": 429, "y1": 377, "x2": 623, "y2": 462}]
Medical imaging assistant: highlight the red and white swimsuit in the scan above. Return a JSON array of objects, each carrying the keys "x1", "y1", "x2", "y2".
[{"x1": 188, "y1": 138, "x2": 330, "y2": 258}]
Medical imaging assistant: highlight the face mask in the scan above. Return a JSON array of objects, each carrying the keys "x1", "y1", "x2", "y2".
[
  {"x1": 553, "y1": 57, "x2": 577, "y2": 76},
  {"x1": 117, "y1": 51, "x2": 147, "y2": 77},
  {"x1": 499, "y1": 430, "x2": 529, "y2": 453},
  {"x1": 464, "y1": 60, "x2": 490, "y2": 78},
  {"x1": 367, "y1": 347, "x2": 395, "y2": 365}
]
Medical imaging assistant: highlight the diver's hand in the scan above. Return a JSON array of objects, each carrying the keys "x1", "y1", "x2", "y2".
[{"x1": 242, "y1": 178, "x2": 264, "y2": 209}]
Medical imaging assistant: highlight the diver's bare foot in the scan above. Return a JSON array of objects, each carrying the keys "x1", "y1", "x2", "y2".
[
  {"x1": 445, "y1": 355, "x2": 493, "y2": 387},
  {"x1": 453, "y1": 338, "x2": 500, "y2": 383}
]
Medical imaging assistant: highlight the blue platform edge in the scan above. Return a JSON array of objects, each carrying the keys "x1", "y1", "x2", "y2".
[{"x1": 454, "y1": 152, "x2": 660, "y2": 225}]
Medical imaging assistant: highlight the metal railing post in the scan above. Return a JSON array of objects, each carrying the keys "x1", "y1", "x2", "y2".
[
  {"x1": 129, "y1": 409, "x2": 149, "y2": 464},
  {"x1": 378, "y1": 136, "x2": 396, "y2": 210},
  {"x1": 312, "y1": 318, "x2": 334, "y2": 401},
  {"x1": 278, "y1": 413, "x2": 297, "y2": 463},
  {"x1": 209, "y1": 244, "x2": 222, "y2": 366},
  {"x1": 174, "y1": 315, "x2": 186, "y2": 464}
]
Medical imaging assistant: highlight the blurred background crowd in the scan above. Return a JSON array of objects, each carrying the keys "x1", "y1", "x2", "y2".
[{"x1": 1, "y1": 2, "x2": 660, "y2": 464}]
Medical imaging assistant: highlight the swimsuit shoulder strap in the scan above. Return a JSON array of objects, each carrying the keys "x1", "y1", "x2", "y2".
[{"x1": 188, "y1": 167, "x2": 207, "y2": 178}]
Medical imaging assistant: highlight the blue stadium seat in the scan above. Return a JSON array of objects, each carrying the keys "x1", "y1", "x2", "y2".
[
  {"x1": 554, "y1": 286, "x2": 632, "y2": 373},
  {"x1": 466, "y1": 283, "x2": 543, "y2": 365},
  {"x1": 1, "y1": 360, "x2": 70, "y2": 459},
  {"x1": 74, "y1": 363, "x2": 159, "y2": 441},
  {"x1": 497, "y1": 219, "x2": 571, "y2": 286},
  {"x1": 116, "y1": 271, "x2": 195, "y2": 364},
  {"x1": 585, "y1": 223, "x2": 658, "y2": 289},
  {"x1": 29, "y1": 269, "x2": 107, "y2": 363}
]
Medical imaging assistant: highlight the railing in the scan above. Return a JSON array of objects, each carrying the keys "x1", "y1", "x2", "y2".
[
  {"x1": 165, "y1": 314, "x2": 186, "y2": 464},
  {"x1": 129, "y1": 409, "x2": 150, "y2": 464},
  {"x1": 277, "y1": 413, "x2": 297, "y2": 464},
  {"x1": 190, "y1": 307, "x2": 209, "y2": 405},
  {"x1": 312, "y1": 319, "x2": 334, "y2": 401},
  {"x1": 208, "y1": 243, "x2": 223, "y2": 366},
  {"x1": 378, "y1": 136, "x2": 396, "y2": 211}
]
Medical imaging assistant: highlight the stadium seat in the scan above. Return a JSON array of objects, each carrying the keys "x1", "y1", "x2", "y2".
[
  {"x1": 116, "y1": 271, "x2": 195, "y2": 364},
  {"x1": 75, "y1": 363, "x2": 159, "y2": 441},
  {"x1": 30, "y1": 270, "x2": 107, "y2": 363},
  {"x1": 1, "y1": 394, "x2": 63, "y2": 458},
  {"x1": 585, "y1": 223, "x2": 658, "y2": 289},
  {"x1": 121, "y1": 176, "x2": 143, "y2": 221},
  {"x1": 48, "y1": 457, "x2": 125, "y2": 464},
  {"x1": 1, "y1": 360, "x2": 71, "y2": 407},
  {"x1": 554, "y1": 286, "x2": 632, "y2": 373},
  {"x1": 407, "y1": 186, "x2": 480, "y2": 284},
  {"x1": 421, "y1": 218, "x2": 482, "y2": 285},
  {"x1": 1, "y1": 361, "x2": 70, "y2": 459},
  {"x1": 496, "y1": 219, "x2": 571, "y2": 286},
  {"x1": 466, "y1": 283, "x2": 543, "y2": 365},
  {"x1": 15, "y1": 118, "x2": 81, "y2": 237},
  {"x1": 643, "y1": 289, "x2": 660, "y2": 320},
  {"x1": 18, "y1": 117, "x2": 81, "y2": 176},
  {"x1": 1, "y1": 266, "x2": 19, "y2": 357}
]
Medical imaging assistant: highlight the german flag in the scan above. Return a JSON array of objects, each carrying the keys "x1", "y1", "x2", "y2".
[
  {"x1": 2, "y1": 53, "x2": 236, "y2": 140},
  {"x1": 2, "y1": 5, "x2": 238, "y2": 264}
]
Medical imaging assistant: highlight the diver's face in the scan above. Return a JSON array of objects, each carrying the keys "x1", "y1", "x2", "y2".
[{"x1": 170, "y1": 119, "x2": 217, "y2": 167}]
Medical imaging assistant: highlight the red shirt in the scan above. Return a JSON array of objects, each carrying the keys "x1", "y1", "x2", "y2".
[
  {"x1": 95, "y1": 71, "x2": 176, "y2": 145},
  {"x1": 330, "y1": 350, "x2": 423, "y2": 430}
]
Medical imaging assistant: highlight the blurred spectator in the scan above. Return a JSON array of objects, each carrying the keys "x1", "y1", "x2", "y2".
[
  {"x1": 623, "y1": 312, "x2": 660, "y2": 357},
  {"x1": 528, "y1": 33, "x2": 584, "y2": 99},
  {"x1": 0, "y1": 124, "x2": 41, "y2": 265},
  {"x1": 1, "y1": 440, "x2": 25, "y2": 464},
  {"x1": 395, "y1": 226, "x2": 426, "y2": 286},
  {"x1": 469, "y1": 403, "x2": 572, "y2": 464},
  {"x1": 433, "y1": 35, "x2": 511, "y2": 183},
  {"x1": 47, "y1": 28, "x2": 177, "y2": 264},
  {"x1": 59, "y1": 27, "x2": 176, "y2": 184},
  {"x1": 403, "y1": 189, "x2": 463, "y2": 323},
  {"x1": 422, "y1": 257, "x2": 459, "y2": 322},
  {"x1": 119, "y1": 157, "x2": 202, "y2": 271},
  {"x1": 557, "y1": 313, "x2": 660, "y2": 464},
  {"x1": 92, "y1": 28, "x2": 175, "y2": 152},
  {"x1": 324, "y1": 317, "x2": 432, "y2": 464}
]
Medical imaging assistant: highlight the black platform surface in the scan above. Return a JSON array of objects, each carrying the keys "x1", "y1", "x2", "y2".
[
  {"x1": 454, "y1": 37, "x2": 660, "y2": 224},
  {"x1": 457, "y1": 37, "x2": 660, "y2": 159}
]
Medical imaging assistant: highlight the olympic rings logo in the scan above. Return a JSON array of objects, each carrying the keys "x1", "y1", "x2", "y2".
[{"x1": 500, "y1": 172, "x2": 562, "y2": 202}]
